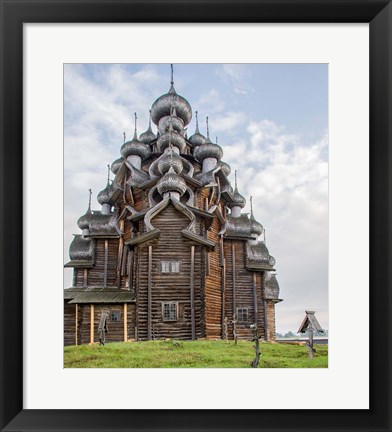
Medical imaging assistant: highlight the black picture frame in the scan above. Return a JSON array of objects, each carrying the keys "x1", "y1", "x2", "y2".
[{"x1": 1, "y1": 1, "x2": 391, "y2": 431}]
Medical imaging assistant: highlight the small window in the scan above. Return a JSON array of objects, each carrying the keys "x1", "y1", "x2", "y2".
[
  {"x1": 162, "y1": 302, "x2": 178, "y2": 321},
  {"x1": 111, "y1": 311, "x2": 121, "y2": 322},
  {"x1": 237, "y1": 308, "x2": 248, "y2": 322},
  {"x1": 171, "y1": 261, "x2": 180, "y2": 273},
  {"x1": 161, "y1": 260, "x2": 180, "y2": 273}
]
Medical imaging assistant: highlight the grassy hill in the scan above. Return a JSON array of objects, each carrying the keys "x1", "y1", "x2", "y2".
[{"x1": 64, "y1": 339, "x2": 328, "y2": 368}]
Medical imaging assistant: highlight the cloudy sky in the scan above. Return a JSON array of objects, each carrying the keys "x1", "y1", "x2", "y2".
[{"x1": 64, "y1": 63, "x2": 328, "y2": 334}]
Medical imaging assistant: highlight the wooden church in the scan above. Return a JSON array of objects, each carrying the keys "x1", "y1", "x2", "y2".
[{"x1": 64, "y1": 67, "x2": 282, "y2": 346}]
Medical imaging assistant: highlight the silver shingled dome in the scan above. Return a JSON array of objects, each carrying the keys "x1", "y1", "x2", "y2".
[
  {"x1": 158, "y1": 149, "x2": 183, "y2": 175},
  {"x1": 157, "y1": 166, "x2": 187, "y2": 197},
  {"x1": 151, "y1": 84, "x2": 192, "y2": 127},
  {"x1": 219, "y1": 161, "x2": 231, "y2": 177},
  {"x1": 111, "y1": 157, "x2": 123, "y2": 175},
  {"x1": 250, "y1": 213, "x2": 264, "y2": 236},
  {"x1": 121, "y1": 132, "x2": 151, "y2": 160},
  {"x1": 194, "y1": 140, "x2": 223, "y2": 163},
  {"x1": 97, "y1": 182, "x2": 114, "y2": 205},
  {"x1": 156, "y1": 129, "x2": 187, "y2": 154},
  {"x1": 227, "y1": 185, "x2": 246, "y2": 209}
]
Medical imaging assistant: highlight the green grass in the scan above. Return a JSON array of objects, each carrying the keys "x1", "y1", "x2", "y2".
[{"x1": 64, "y1": 340, "x2": 328, "y2": 368}]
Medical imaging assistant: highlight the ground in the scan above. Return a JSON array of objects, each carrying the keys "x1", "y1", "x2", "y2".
[{"x1": 64, "y1": 340, "x2": 328, "y2": 368}]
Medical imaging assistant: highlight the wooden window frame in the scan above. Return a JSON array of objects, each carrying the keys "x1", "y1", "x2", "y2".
[
  {"x1": 111, "y1": 310, "x2": 121, "y2": 322},
  {"x1": 160, "y1": 260, "x2": 181, "y2": 274},
  {"x1": 236, "y1": 307, "x2": 249, "y2": 323},
  {"x1": 162, "y1": 301, "x2": 178, "y2": 322}
]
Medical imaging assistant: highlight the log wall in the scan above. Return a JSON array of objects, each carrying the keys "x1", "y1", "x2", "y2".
[
  {"x1": 135, "y1": 203, "x2": 203, "y2": 341},
  {"x1": 223, "y1": 240, "x2": 267, "y2": 340},
  {"x1": 64, "y1": 301, "x2": 76, "y2": 346},
  {"x1": 204, "y1": 211, "x2": 222, "y2": 339}
]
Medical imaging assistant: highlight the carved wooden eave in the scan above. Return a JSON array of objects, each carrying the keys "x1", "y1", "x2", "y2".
[
  {"x1": 124, "y1": 228, "x2": 161, "y2": 246},
  {"x1": 182, "y1": 174, "x2": 203, "y2": 188},
  {"x1": 223, "y1": 235, "x2": 255, "y2": 241},
  {"x1": 85, "y1": 234, "x2": 120, "y2": 239},
  {"x1": 64, "y1": 260, "x2": 94, "y2": 268},
  {"x1": 245, "y1": 263, "x2": 275, "y2": 272},
  {"x1": 127, "y1": 208, "x2": 149, "y2": 222},
  {"x1": 181, "y1": 229, "x2": 215, "y2": 250}
]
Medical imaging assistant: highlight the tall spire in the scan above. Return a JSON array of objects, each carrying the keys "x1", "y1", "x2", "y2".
[
  {"x1": 88, "y1": 188, "x2": 92, "y2": 211},
  {"x1": 234, "y1": 170, "x2": 238, "y2": 192},
  {"x1": 170, "y1": 63, "x2": 174, "y2": 86},
  {"x1": 107, "y1": 164, "x2": 110, "y2": 185},
  {"x1": 123, "y1": 132, "x2": 126, "y2": 143},
  {"x1": 206, "y1": 116, "x2": 210, "y2": 139},
  {"x1": 250, "y1": 195, "x2": 253, "y2": 216},
  {"x1": 195, "y1": 110, "x2": 200, "y2": 132},
  {"x1": 133, "y1": 112, "x2": 138, "y2": 139},
  {"x1": 148, "y1": 109, "x2": 152, "y2": 129}
]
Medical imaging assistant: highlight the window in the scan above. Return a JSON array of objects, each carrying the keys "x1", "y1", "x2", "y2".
[
  {"x1": 111, "y1": 310, "x2": 121, "y2": 322},
  {"x1": 162, "y1": 302, "x2": 178, "y2": 321},
  {"x1": 237, "y1": 308, "x2": 248, "y2": 322},
  {"x1": 161, "y1": 260, "x2": 180, "y2": 273}
]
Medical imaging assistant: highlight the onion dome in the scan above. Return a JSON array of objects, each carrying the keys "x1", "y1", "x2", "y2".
[
  {"x1": 189, "y1": 111, "x2": 207, "y2": 147},
  {"x1": 139, "y1": 110, "x2": 156, "y2": 144},
  {"x1": 157, "y1": 166, "x2": 187, "y2": 197},
  {"x1": 150, "y1": 65, "x2": 192, "y2": 126},
  {"x1": 111, "y1": 157, "x2": 123, "y2": 175},
  {"x1": 250, "y1": 196, "x2": 263, "y2": 236},
  {"x1": 69, "y1": 235, "x2": 94, "y2": 261},
  {"x1": 158, "y1": 148, "x2": 183, "y2": 175},
  {"x1": 195, "y1": 141, "x2": 223, "y2": 162},
  {"x1": 121, "y1": 131, "x2": 151, "y2": 160},
  {"x1": 227, "y1": 171, "x2": 246, "y2": 209},
  {"x1": 220, "y1": 161, "x2": 231, "y2": 177},
  {"x1": 156, "y1": 126, "x2": 187, "y2": 154},
  {"x1": 77, "y1": 189, "x2": 93, "y2": 230},
  {"x1": 97, "y1": 181, "x2": 113, "y2": 205},
  {"x1": 158, "y1": 108, "x2": 185, "y2": 134},
  {"x1": 121, "y1": 113, "x2": 151, "y2": 160},
  {"x1": 77, "y1": 210, "x2": 92, "y2": 230},
  {"x1": 194, "y1": 116, "x2": 223, "y2": 162},
  {"x1": 264, "y1": 272, "x2": 280, "y2": 299}
]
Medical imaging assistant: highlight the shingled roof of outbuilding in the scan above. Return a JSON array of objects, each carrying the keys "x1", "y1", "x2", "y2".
[{"x1": 66, "y1": 288, "x2": 135, "y2": 304}]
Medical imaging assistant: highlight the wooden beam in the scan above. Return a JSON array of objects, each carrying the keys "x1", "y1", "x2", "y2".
[
  {"x1": 123, "y1": 303, "x2": 127, "y2": 342},
  {"x1": 147, "y1": 245, "x2": 152, "y2": 341},
  {"x1": 190, "y1": 246, "x2": 195, "y2": 340},
  {"x1": 221, "y1": 236, "x2": 226, "y2": 339},
  {"x1": 75, "y1": 304, "x2": 78, "y2": 346},
  {"x1": 264, "y1": 300, "x2": 268, "y2": 341},
  {"x1": 90, "y1": 304, "x2": 94, "y2": 344},
  {"x1": 231, "y1": 242, "x2": 236, "y2": 318},
  {"x1": 104, "y1": 239, "x2": 108, "y2": 287},
  {"x1": 253, "y1": 272, "x2": 258, "y2": 327},
  {"x1": 117, "y1": 232, "x2": 124, "y2": 288},
  {"x1": 128, "y1": 249, "x2": 133, "y2": 293}
]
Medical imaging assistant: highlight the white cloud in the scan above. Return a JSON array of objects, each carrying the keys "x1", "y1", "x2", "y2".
[
  {"x1": 222, "y1": 120, "x2": 328, "y2": 333},
  {"x1": 196, "y1": 89, "x2": 225, "y2": 116},
  {"x1": 217, "y1": 64, "x2": 254, "y2": 95}
]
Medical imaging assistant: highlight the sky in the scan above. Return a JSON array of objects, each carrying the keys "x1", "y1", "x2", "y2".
[{"x1": 64, "y1": 63, "x2": 328, "y2": 334}]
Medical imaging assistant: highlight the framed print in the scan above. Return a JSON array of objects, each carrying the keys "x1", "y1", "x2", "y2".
[{"x1": 1, "y1": 1, "x2": 391, "y2": 431}]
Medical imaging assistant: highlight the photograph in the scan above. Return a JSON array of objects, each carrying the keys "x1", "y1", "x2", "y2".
[{"x1": 63, "y1": 63, "x2": 328, "y2": 368}]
